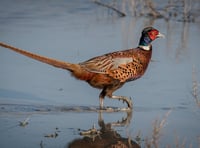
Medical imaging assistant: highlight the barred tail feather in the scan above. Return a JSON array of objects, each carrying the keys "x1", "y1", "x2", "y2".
[{"x1": 0, "y1": 42, "x2": 78, "y2": 71}]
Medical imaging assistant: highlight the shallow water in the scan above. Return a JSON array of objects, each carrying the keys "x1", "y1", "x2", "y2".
[{"x1": 0, "y1": 0, "x2": 200, "y2": 147}]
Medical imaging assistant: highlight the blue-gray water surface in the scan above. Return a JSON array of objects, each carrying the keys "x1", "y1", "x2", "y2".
[{"x1": 0, "y1": 0, "x2": 200, "y2": 147}]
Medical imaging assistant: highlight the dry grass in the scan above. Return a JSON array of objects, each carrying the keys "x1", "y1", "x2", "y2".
[
  {"x1": 144, "y1": 110, "x2": 172, "y2": 148},
  {"x1": 198, "y1": 136, "x2": 200, "y2": 147},
  {"x1": 135, "y1": 109, "x2": 200, "y2": 148},
  {"x1": 192, "y1": 65, "x2": 200, "y2": 107},
  {"x1": 93, "y1": 0, "x2": 199, "y2": 22}
]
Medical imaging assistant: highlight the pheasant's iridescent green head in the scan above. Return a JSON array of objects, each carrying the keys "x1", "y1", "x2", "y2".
[{"x1": 139, "y1": 27, "x2": 164, "y2": 49}]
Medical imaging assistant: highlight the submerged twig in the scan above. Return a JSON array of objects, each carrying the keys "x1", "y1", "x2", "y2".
[
  {"x1": 93, "y1": 0, "x2": 126, "y2": 17},
  {"x1": 40, "y1": 141, "x2": 44, "y2": 148}
]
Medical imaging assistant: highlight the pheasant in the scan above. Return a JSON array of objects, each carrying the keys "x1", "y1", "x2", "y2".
[{"x1": 0, "y1": 27, "x2": 164, "y2": 109}]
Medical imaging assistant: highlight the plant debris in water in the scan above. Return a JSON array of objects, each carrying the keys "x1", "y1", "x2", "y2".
[
  {"x1": 79, "y1": 124, "x2": 101, "y2": 140},
  {"x1": 44, "y1": 127, "x2": 60, "y2": 138},
  {"x1": 19, "y1": 117, "x2": 30, "y2": 127}
]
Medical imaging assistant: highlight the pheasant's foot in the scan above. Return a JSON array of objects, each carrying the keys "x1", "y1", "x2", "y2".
[{"x1": 111, "y1": 95, "x2": 133, "y2": 109}]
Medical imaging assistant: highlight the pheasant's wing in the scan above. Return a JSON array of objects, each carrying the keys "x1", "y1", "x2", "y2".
[
  {"x1": 107, "y1": 60, "x2": 144, "y2": 82},
  {"x1": 80, "y1": 49, "x2": 144, "y2": 82},
  {"x1": 80, "y1": 54, "x2": 133, "y2": 74}
]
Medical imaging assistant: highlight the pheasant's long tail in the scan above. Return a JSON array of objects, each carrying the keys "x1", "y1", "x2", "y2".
[{"x1": 0, "y1": 42, "x2": 78, "y2": 71}]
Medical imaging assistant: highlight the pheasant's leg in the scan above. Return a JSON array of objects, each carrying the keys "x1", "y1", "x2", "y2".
[
  {"x1": 99, "y1": 96, "x2": 104, "y2": 109},
  {"x1": 99, "y1": 89, "x2": 106, "y2": 109},
  {"x1": 110, "y1": 95, "x2": 133, "y2": 109}
]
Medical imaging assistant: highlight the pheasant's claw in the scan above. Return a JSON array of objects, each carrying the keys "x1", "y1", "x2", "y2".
[{"x1": 111, "y1": 95, "x2": 133, "y2": 110}]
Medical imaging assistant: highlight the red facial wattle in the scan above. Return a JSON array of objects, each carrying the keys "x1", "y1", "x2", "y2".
[{"x1": 148, "y1": 30, "x2": 159, "y2": 40}]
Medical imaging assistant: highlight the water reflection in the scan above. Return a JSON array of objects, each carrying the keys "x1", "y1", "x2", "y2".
[
  {"x1": 165, "y1": 21, "x2": 190, "y2": 61},
  {"x1": 68, "y1": 111, "x2": 140, "y2": 148},
  {"x1": 0, "y1": 0, "x2": 200, "y2": 147}
]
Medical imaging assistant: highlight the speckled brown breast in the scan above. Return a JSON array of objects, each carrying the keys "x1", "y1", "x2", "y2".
[{"x1": 107, "y1": 47, "x2": 152, "y2": 82}]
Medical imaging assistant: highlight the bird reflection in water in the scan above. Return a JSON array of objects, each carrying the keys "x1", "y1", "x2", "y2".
[{"x1": 68, "y1": 111, "x2": 140, "y2": 148}]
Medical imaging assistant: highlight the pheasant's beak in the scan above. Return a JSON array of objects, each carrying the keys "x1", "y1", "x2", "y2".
[{"x1": 157, "y1": 32, "x2": 165, "y2": 38}]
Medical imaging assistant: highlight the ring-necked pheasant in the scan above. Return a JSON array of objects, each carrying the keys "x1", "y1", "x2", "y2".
[{"x1": 0, "y1": 27, "x2": 164, "y2": 109}]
